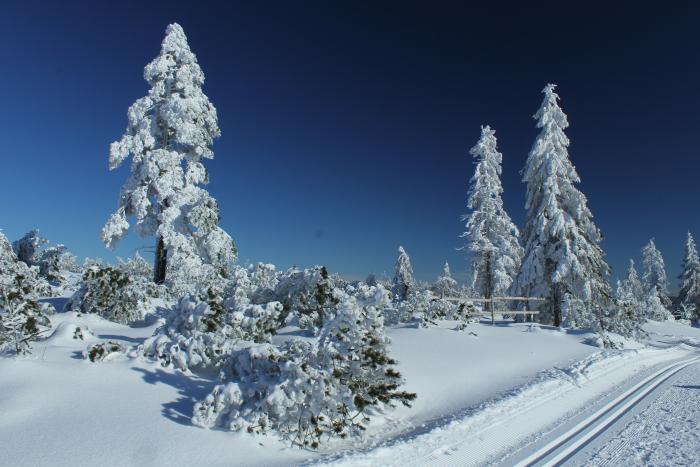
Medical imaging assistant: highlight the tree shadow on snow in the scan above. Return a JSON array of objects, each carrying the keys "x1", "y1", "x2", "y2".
[
  {"x1": 41, "y1": 297, "x2": 70, "y2": 312},
  {"x1": 275, "y1": 327, "x2": 313, "y2": 338},
  {"x1": 97, "y1": 334, "x2": 146, "y2": 344},
  {"x1": 132, "y1": 367, "x2": 217, "y2": 427},
  {"x1": 130, "y1": 306, "x2": 171, "y2": 327}
]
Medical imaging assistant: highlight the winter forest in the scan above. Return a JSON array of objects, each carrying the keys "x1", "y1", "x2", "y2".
[{"x1": 3, "y1": 18, "x2": 700, "y2": 467}]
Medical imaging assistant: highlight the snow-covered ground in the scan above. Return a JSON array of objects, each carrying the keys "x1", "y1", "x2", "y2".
[
  {"x1": 581, "y1": 360, "x2": 700, "y2": 466},
  {"x1": 1, "y1": 302, "x2": 699, "y2": 467},
  {"x1": 316, "y1": 321, "x2": 700, "y2": 466}
]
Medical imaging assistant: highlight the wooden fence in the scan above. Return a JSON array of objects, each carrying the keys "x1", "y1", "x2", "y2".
[{"x1": 442, "y1": 295, "x2": 546, "y2": 325}]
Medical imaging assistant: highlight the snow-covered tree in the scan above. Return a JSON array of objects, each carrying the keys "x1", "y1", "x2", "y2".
[
  {"x1": 315, "y1": 287, "x2": 415, "y2": 426},
  {"x1": 12, "y1": 231, "x2": 79, "y2": 292},
  {"x1": 365, "y1": 273, "x2": 378, "y2": 287},
  {"x1": 192, "y1": 340, "x2": 327, "y2": 447},
  {"x1": 192, "y1": 285, "x2": 414, "y2": 447},
  {"x1": 619, "y1": 259, "x2": 645, "y2": 303},
  {"x1": 38, "y1": 245, "x2": 79, "y2": 283},
  {"x1": 116, "y1": 253, "x2": 152, "y2": 280},
  {"x1": 12, "y1": 229, "x2": 47, "y2": 267},
  {"x1": 273, "y1": 266, "x2": 338, "y2": 333},
  {"x1": 462, "y1": 125, "x2": 522, "y2": 299},
  {"x1": 643, "y1": 287, "x2": 673, "y2": 321},
  {"x1": 66, "y1": 261, "x2": 161, "y2": 324},
  {"x1": 140, "y1": 291, "x2": 283, "y2": 372},
  {"x1": 641, "y1": 239, "x2": 672, "y2": 311},
  {"x1": 101, "y1": 23, "x2": 236, "y2": 293},
  {"x1": 512, "y1": 84, "x2": 612, "y2": 327},
  {"x1": 433, "y1": 262, "x2": 458, "y2": 298},
  {"x1": 608, "y1": 260, "x2": 648, "y2": 340},
  {"x1": 392, "y1": 246, "x2": 414, "y2": 301},
  {"x1": 386, "y1": 289, "x2": 433, "y2": 325},
  {"x1": 676, "y1": 232, "x2": 700, "y2": 317},
  {"x1": 1, "y1": 232, "x2": 51, "y2": 354}
]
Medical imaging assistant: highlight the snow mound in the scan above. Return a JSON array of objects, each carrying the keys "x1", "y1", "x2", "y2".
[{"x1": 46, "y1": 322, "x2": 94, "y2": 342}]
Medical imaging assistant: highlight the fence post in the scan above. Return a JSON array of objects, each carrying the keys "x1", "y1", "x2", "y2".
[{"x1": 491, "y1": 295, "x2": 495, "y2": 326}]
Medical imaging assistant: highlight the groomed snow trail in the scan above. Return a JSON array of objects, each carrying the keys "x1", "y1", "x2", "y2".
[
  {"x1": 514, "y1": 357, "x2": 700, "y2": 466},
  {"x1": 312, "y1": 341, "x2": 700, "y2": 467},
  {"x1": 579, "y1": 361, "x2": 700, "y2": 466}
]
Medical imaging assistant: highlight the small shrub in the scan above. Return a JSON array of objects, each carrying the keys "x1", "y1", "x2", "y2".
[{"x1": 85, "y1": 341, "x2": 126, "y2": 362}]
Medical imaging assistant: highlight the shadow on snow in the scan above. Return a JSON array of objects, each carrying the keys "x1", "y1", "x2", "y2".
[{"x1": 132, "y1": 367, "x2": 218, "y2": 427}]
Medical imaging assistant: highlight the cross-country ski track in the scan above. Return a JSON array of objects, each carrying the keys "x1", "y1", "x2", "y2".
[
  {"x1": 512, "y1": 356, "x2": 700, "y2": 466},
  {"x1": 315, "y1": 326, "x2": 700, "y2": 467}
]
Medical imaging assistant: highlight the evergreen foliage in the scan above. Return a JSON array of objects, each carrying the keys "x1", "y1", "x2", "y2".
[
  {"x1": 66, "y1": 261, "x2": 161, "y2": 324},
  {"x1": 433, "y1": 262, "x2": 458, "y2": 298},
  {"x1": 192, "y1": 285, "x2": 414, "y2": 447},
  {"x1": 391, "y1": 246, "x2": 414, "y2": 301},
  {"x1": 462, "y1": 125, "x2": 522, "y2": 299},
  {"x1": 512, "y1": 84, "x2": 612, "y2": 327},
  {"x1": 101, "y1": 23, "x2": 236, "y2": 294},
  {"x1": 641, "y1": 239, "x2": 672, "y2": 313},
  {"x1": 273, "y1": 266, "x2": 338, "y2": 334},
  {"x1": 0, "y1": 233, "x2": 51, "y2": 354},
  {"x1": 676, "y1": 232, "x2": 700, "y2": 319}
]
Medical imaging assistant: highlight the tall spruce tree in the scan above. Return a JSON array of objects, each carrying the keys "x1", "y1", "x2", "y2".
[
  {"x1": 462, "y1": 125, "x2": 522, "y2": 300},
  {"x1": 512, "y1": 84, "x2": 612, "y2": 327},
  {"x1": 676, "y1": 231, "x2": 700, "y2": 317},
  {"x1": 392, "y1": 246, "x2": 414, "y2": 301},
  {"x1": 102, "y1": 23, "x2": 236, "y2": 289},
  {"x1": 641, "y1": 239, "x2": 671, "y2": 311}
]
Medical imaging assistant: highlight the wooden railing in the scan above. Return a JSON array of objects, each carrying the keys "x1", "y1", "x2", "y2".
[{"x1": 441, "y1": 295, "x2": 546, "y2": 325}]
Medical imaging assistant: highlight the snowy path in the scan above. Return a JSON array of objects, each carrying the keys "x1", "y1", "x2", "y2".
[
  {"x1": 512, "y1": 357, "x2": 700, "y2": 466},
  {"x1": 570, "y1": 360, "x2": 700, "y2": 466},
  {"x1": 314, "y1": 325, "x2": 700, "y2": 467}
]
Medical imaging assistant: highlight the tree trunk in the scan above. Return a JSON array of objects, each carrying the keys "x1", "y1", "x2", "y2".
[
  {"x1": 484, "y1": 252, "x2": 494, "y2": 317},
  {"x1": 154, "y1": 236, "x2": 167, "y2": 284},
  {"x1": 552, "y1": 283, "x2": 562, "y2": 327}
]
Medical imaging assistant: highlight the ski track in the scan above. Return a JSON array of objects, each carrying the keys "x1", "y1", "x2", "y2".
[
  {"x1": 312, "y1": 339, "x2": 700, "y2": 467},
  {"x1": 580, "y1": 362, "x2": 700, "y2": 467},
  {"x1": 516, "y1": 357, "x2": 700, "y2": 466}
]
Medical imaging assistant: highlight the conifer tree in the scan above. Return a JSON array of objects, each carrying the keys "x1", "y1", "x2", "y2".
[
  {"x1": 0, "y1": 233, "x2": 51, "y2": 354},
  {"x1": 434, "y1": 262, "x2": 458, "y2": 298},
  {"x1": 102, "y1": 23, "x2": 236, "y2": 289},
  {"x1": 512, "y1": 84, "x2": 612, "y2": 327},
  {"x1": 618, "y1": 260, "x2": 644, "y2": 304},
  {"x1": 641, "y1": 239, "x2": 671, "y2": 310},
  {"x1": 462, "y1": 125, "x2": 522, "y2": 299},
  {"x1": 676, "y1": 231, "x2": 700, "y2": 317},
  {"x1": 392, "y1": 246, "x2": 414, "y2": 301},
  {"x1": 613, "y1": 260, "x2": 646, "y2": 337},
  {"x1": 12, "y1": 229, "x2": 47, "y2": 267}
]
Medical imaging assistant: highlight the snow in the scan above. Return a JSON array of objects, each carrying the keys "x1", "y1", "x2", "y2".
[
  {"x1": 0, "y1": 311, "x2": 311, "y2": 467},
  {"x1": 315, "y1": 322, "x2": 700, "y2": 466},
  {"x1": 584, "y1": 360, "x2": 700, "y2": 466},
  {"x1": 1, "y1": 297, "x2": 699, "y2": 467},
  {"x1": 386, "y1": 322, "x2": 597, "y2": 422}
]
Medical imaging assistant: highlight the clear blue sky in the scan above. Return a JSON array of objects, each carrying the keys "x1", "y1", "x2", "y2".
[{"x1": 1, "y1": 1, "x2": 699, "y2": 286}]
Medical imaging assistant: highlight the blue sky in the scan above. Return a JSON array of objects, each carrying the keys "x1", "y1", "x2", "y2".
[{"x1": 1, "y1": 1, "x2": 699, "y2": 286}]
